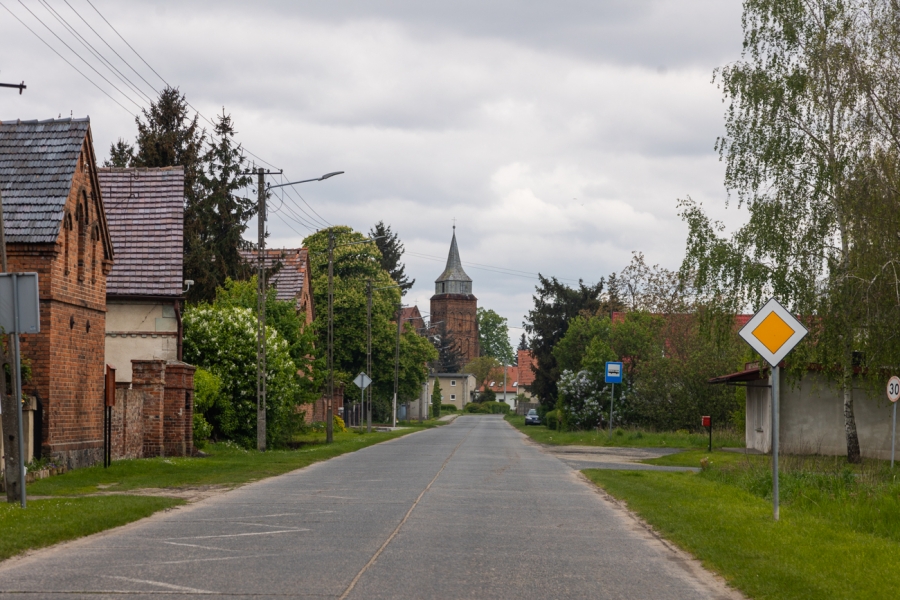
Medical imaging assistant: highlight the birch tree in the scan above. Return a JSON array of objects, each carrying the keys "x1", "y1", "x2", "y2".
[{"x1": 682, "y1": 0, "x2": 871, "y2": 461}]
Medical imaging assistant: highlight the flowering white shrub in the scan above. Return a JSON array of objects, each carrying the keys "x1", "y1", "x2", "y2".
[
  {"x1": 558, "y1": 369, "x2": 630, "y2": 430},
  {"x1": 184, "y1": 305, "x2": 300, "y2": 447}
]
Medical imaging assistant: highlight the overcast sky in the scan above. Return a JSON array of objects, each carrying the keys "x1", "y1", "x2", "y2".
[{"x1": 1, "y1": 0, "x2": 746, "y2": 346}]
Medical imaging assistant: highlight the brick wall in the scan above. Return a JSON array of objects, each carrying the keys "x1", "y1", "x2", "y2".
[
  {"x1": 429, "y1": 294, "x2": 479, "y2": 365},
  {"x1": 133, "y1": 360, "x2": 166, "y2": 458},
  {"x1": 163, "y1": 362, "x2": 195, "y2": 457},
  {"x1": 111, "y1": 385, "x2": 144, "y2": 459},
  {"x1": 109, "y1": 361, "x2": 194, "y2": 460},
  {"x1": 9, "y1": 141, "x2": 113, "y2": 469}
]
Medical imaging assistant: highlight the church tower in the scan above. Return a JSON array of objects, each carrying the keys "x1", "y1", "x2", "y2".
[{"x1": 430, "y1": 227, "x2": 479, "y2": 367}]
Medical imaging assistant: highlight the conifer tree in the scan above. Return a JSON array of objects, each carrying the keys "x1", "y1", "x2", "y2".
[
  {"x1": 370, "y1": 221, "x2": 414, "y2": 294},
  {"x1": 191, "y1": 110, "x2": 255, "y2": 302}
]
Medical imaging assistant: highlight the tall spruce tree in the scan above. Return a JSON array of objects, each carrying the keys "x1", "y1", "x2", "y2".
[
  {"x1": 370, "y1": 221, "x2": 414, "y2": 294},
  {"x1": 191, "y1": 110, "x2": 255, "y2": 301}
]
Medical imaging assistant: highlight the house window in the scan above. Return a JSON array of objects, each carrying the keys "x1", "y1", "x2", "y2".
[
  {"x1": 451, "y1": 380, "x2": 456, "y2": 386},
  {"x1": 450, "y1": 394, "x2": 456, "y2": 400},
  {"x1": 91, "y1": 225, "x2": 99, "y2": 283},
  {"x1": 63, "y1": 212, "x2": 72, "y2": 276},
  {"x1": 76, "y1": 197, "x2": 87, "y2": 282}
]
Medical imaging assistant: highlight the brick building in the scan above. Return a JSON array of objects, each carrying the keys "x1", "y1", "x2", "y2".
[
  {"x1": 430, "y1": 227, "x2": 479, "y2": 365},
  {"x1": 0, "y1": 117, "x2": 114, "y2": 468}
]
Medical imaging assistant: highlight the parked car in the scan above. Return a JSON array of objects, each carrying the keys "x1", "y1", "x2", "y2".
[{"x1": 524, "y1": 409, "x2": 541, "y2": 426}]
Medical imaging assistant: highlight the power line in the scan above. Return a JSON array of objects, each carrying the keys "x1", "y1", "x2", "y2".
[
  {"x1": 404, "y1": 250, "x2": 584, "y2": 283},
  {"x1": 0, "y1": 0, "x2": 136, "y2": 116},
  {"x1": 10, "y1": 0, "x2": 333, "y2": 226},
  {"x1": 64, "y1": 0, "x2": 161, "y2": 97},
  {"x1": 15, "y1": 0, "x2": 144, "y2": 110},
  {"x1": 38, "y1": 0, "x2": 154, "y2": 105}
]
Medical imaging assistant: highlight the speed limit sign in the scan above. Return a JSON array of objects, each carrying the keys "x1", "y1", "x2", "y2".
[{"x1": 888, "y1": 376, "x2": 900, "y2": 403}]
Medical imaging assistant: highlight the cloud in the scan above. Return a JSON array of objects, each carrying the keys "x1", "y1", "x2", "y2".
[{"x1": 0, "y1": 0, "x2": 748, "y2": 343}]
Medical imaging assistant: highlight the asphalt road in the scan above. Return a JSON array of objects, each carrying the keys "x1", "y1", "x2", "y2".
[{"x1": 0, "y1": 416, "x2": 738, "y2": 599}]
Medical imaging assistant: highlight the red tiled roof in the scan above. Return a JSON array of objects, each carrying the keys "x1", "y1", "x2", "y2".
[{"x1": 99, "y1": 167, "x2": 184, "y2": 297}]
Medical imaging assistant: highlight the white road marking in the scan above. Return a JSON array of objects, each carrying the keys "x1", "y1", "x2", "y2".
[
  {"x1": 103, "y1": 575, "x2": 216, "y2": 594},
  {"x1": 161, "y1": 541, "x2": 238, "y2": 552},
  {"x1": 166, "y1": 529, "x2": 308, "y2": 540}
]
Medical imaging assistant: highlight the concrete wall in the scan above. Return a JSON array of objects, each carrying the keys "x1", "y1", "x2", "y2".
[
  {"x1": 105, "y1": 301, "x2": 179, "y2": 382},
  {"x1": 748, "y1": 370, "x2": 900, "y2": 460}
]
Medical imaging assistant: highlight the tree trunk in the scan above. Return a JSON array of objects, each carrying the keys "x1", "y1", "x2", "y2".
[{"x1": 843, "y1": 362, "x2": 861, "y2": 463}]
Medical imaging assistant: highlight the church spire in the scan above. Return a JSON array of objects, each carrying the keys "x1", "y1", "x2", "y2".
[{"x1": 434, "y1": 227, "x2": 472, "y2": 295}]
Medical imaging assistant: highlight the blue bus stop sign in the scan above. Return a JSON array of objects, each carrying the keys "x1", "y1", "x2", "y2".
[{"x1": 605, "y1": 361, "x2": 623, "y2": 384}]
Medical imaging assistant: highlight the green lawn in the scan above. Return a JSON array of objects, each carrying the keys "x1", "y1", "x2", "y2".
[
  {"x1": 506, "y1": 414, "x2": 744, "y2": 448},
  {"x1": 0, "y1": 496, "x2": 183, "y2": 561},
  {"x1": 585, "y1": 454, "x2": 900, "y2": 599}
]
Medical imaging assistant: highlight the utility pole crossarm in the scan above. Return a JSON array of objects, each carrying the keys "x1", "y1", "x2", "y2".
[{"x1": 0, "y1": 82, "x2": 26, "y2": 94}]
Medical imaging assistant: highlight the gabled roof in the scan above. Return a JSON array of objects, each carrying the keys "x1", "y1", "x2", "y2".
[
  {"x1": 435, "y1": 227, "x2": 472, "y2": 283},
  {"x1": 99, "y1": 167, "x2": 184, "y2": 297},
  {"x1": 0, "y1": 117, "x2": 95, "y2": 243},
  {"x1": 399, "y1": 305, "x2": 426, "y2": 332},
  {"x1": 241, "y1": 248, "x2": 313, "y2": 316}
]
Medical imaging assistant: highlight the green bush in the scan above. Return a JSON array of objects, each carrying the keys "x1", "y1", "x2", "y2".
[
  {"x1": 544, "y1": 409, "x2": 560, "y2": 430},
  {"x1": 184, "y1": 305, "x2": 300, "y2": 448},
  {"x1": 333, "y1": 415, "x2": 347, "y2": 433},
  {"x1": 465, "y1": 402, "x2": 491, "y2": 414},
  {"x1": 192, "y1": 368, "x2": 221, "y2": 445},
  {"x1": 483, "y1": 401, "x2": 510, "y2": 414},
  {"x1": 440, "y1": 404, "x2": 458, "y2": 412}
]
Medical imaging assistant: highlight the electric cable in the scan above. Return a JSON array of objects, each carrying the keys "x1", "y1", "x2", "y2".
[
  {"x1": 0, "y1": 0, "x2": 136, "y2": 117},
  {"x1": 15, "y1": 0, "x2": 144, "y2": 110},
  {"x1": 38, "y1": 0, "x2": 154, "y2": 105}
]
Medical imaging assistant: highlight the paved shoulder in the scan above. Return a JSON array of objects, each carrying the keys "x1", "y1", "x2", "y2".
[{"x1": 0, "y1": 416, "x2": 738, "y2": 599}]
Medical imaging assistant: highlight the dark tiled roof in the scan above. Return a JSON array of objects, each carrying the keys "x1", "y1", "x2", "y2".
[
  {"x1": 0, "y1": 117, "x2": 90, "y2": 243},
  {"x1": 99, "y1": 167, "x2": 184, "y2": 297},
  {"x1": 241, "y1": 248, "x2": 310, "y2": 309}
]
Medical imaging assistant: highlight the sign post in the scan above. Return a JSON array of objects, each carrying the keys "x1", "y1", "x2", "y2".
[
  {"x1": 605, "y1": 362, "x2": 623, "y2": 438},
  {"x1": 888, "y1": 376, "x2": 900, "y2": 468},
  {"x1": 0, "y1": 272, "x2": 40, "y2": 508},
  {"x1": 738, "y1": 297, "x2": 808, "y2": 521},
  {"x1": 702, "y1": 415, "x2": 712, "y2": 451},
  {"x1": 352, "y1": 373, "x2": 372, "y2": 431}
]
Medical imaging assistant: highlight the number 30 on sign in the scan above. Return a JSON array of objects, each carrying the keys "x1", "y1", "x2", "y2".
[{"x1": 888, "y1": 376, "x2": 900, "y2": 403}]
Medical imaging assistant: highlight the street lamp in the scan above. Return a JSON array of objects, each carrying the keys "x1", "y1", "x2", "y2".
[{"x1": 253, "y1": 169, "x2": 342, "y2": 452}]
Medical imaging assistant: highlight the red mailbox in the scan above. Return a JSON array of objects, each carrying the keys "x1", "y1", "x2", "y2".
[{"x1": 701, "y1": 415, "x2": 711, "y2": 428}]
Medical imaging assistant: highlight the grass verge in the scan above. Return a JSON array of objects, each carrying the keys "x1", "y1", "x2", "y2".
[
  {"x1": 584, "y1": 455, "x2": 900, "y2": 599},
  {"x1": 0, "y1": 496, "x2": 183, "y2": 562},
  {"x1": 506, "y1": 414, "x2": 743, "y2": 448},
  {"x1": 28, "y1": 427, "x2": 426, "y2": 496}
]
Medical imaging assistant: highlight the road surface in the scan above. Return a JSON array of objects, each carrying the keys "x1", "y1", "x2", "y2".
[{"x1": 0, "y1": 416, "x2": 738, "y2": 599}]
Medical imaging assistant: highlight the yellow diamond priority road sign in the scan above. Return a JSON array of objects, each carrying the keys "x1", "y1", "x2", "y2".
[{"x1": 739, "y1": 297, "x2": 808, "y2": 367}]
